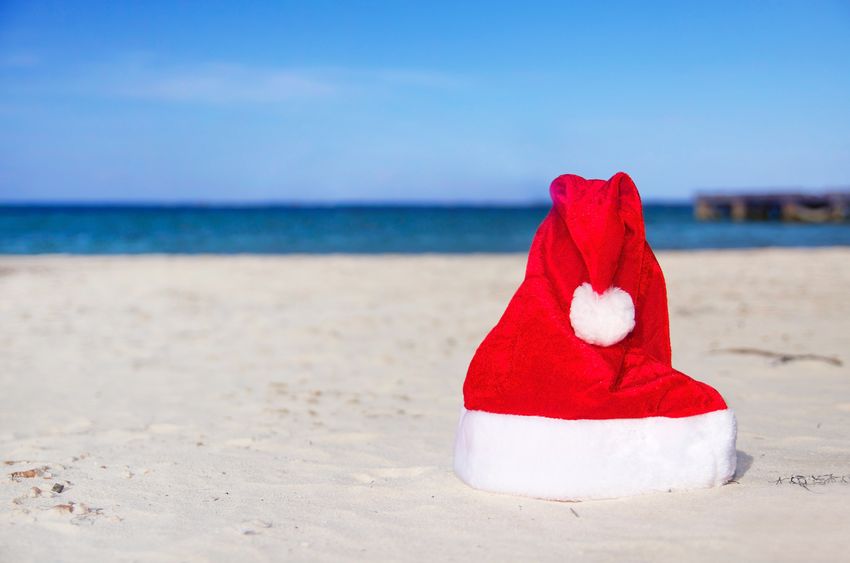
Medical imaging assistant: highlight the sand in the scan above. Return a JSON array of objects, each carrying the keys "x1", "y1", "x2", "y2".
[{"x1": 1, "y1": 249, "x2": 849, "y2": 562}]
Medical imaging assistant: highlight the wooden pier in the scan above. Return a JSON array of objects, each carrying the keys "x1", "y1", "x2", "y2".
[{"x1": 694, "y1": 191, "x2": 850, "y2": 222}]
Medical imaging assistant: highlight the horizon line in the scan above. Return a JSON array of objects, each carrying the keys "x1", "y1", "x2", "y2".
[{"x1": 0, "y1": 197, "x2": 694, "y2": 207}]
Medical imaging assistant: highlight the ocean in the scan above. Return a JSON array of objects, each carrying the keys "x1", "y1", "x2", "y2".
[{"x1": 1, "y1": 204, "x2": 849, "y2": 254}]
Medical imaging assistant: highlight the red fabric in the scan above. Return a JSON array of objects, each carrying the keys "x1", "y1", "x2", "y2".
[{"x1": 463, "y1": 172, "x2": 728, "y2": 420}]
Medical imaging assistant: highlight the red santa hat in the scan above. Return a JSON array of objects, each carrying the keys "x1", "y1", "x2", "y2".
[{"x1": 454, "y1": 172, "x2": 737, "y2": 501}]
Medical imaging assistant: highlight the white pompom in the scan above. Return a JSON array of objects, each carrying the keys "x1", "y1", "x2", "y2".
[{"x1": 569, "y1": 283, "x2": 635, "y2": 346}]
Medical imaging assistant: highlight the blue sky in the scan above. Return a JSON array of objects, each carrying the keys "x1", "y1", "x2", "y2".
[{"x1": 1, "y1": 1, "x2": 849, "y2": 203}]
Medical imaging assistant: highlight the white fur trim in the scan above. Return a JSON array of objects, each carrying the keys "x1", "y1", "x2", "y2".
[
  {"x1": 569, "y1": 283, "x2": 635, "y2": 346},
  {"x1": 454, "y1": 407, "x2": 737, "y2": 501}
]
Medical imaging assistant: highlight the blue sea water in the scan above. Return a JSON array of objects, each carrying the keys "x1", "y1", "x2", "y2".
[{"x1": 1, "y1": 204, "x2": 849, "y2": 254}]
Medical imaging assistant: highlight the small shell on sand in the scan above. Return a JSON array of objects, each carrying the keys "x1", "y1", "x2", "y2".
[
  {"x1": 52, "y1": 502, "x2": 90, "y2": 516},
  {"x1": 10, "y1": 467, "x2": 46, "y2": 480}
]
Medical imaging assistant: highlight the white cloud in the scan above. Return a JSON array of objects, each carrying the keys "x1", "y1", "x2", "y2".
[
  {"x1": 116, "y1": 64, "x2": 336, "y2": 103},
  {"x1": 0, "y1": 52, "x2": 41, "y2": 68},
  {"x1": 1, "y1": 53, "x2": 463, "y2": 106},
  {"x1": 103, "y1": 62, "x2": 462, "y2": 105}
]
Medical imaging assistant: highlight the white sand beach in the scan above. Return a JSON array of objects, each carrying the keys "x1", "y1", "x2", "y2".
[{"x1": 1, "y1": 249, "x2": 849, "y2": 562}]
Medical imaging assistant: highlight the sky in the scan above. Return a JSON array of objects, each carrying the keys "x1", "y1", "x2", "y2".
[{"x1": 1, "y1": 0, "x2": 849, "y2": 203}]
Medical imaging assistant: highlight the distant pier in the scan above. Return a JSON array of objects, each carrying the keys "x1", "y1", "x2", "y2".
[{"x1": 694, "y1": 191, "x2": 850, "y2": 222}]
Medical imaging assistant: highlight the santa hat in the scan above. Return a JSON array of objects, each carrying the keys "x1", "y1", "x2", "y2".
[{"x1": 454, "y1": 172, "x2": 737, "y2": 501}]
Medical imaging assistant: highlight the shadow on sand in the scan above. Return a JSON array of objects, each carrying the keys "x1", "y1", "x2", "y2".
[{"x1": 735, "y1": 450, "x2": 754, "y2": 480}]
